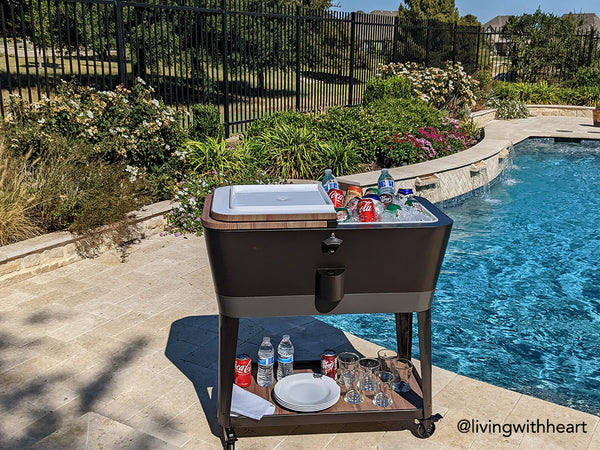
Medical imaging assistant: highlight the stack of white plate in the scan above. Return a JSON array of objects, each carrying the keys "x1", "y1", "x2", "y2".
[{"x1": 273, "y1": 373, "x2": 341, "y2": 412}]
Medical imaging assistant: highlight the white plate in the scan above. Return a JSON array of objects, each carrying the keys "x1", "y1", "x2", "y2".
[{"x1": 273, "y1": 373, "x2": 340, "y2": 412}]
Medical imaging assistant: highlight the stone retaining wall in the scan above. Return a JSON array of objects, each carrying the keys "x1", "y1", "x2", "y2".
[{"x1": 0, "y1": 201, "x2": 171, "y2": 287}]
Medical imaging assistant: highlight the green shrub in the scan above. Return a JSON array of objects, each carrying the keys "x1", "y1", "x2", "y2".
[
  {"x1": 184, "y1": 138, "x2": 247, "y2": 176},
  {"x1": 572, "y1": 65, "x2": 600, "y2": 88},
  {"x1": 316, "y1": 106, "x2": 379, "y2": 163},
  {"x1": 488, "y1": 81, "x2": 600, "y2": 106},
  {"x1": 2, "y1": 80, "x2": 188, "y2": 199},
  {"x1": 321, "y1": 141, "x2": 363, "y2": 176},
  {"x1": 244, "y1": 110, "x2": 316, "y2": 139},
  {"x1": 363, "y1": 76, "x2": 412, "y2": 104},
  {"x1": 189, "y1": 103, "x2": 224, "y2": 141},
  {"x1": 245, "y1": 125, "x2": 327, "y2": 180},
  {"x1": 472, "y1": 67, "x2": 496, "y2": 93}
]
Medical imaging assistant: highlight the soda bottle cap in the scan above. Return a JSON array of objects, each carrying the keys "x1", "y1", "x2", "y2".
[{"x1": 397, "y1": 188, "x2": 413, "y2": 195}]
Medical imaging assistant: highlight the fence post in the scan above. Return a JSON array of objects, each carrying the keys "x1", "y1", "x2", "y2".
[
  {"x1": 348, "y1": 12, "x2": 356, "y2": 106},
  {"x1": 452, "y1": 22, "x2": 457, "y2": 63},
  {"x1": 392, "y1": 15, "x2": 399, "y2": 63},
  {"x1": 475, "y1": 28, "x2": 481, "y2": 72},
  {"x1": 296, "y1": 5, "x2": 301, "y2": 111},
  {"x1": 221, "y1": 0, "x2": 229, "y2": 138},
  {"x1": 114, "y1": 0, "x2": 127, "y2": 85},
  {"x1": 587, "y1": 28, "x2": 595, "y2": 67},
  {"x1": 425, "y1": 19, "x2": 430, "y2": 66}
]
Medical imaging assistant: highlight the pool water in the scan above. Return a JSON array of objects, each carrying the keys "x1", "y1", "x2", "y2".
[{"x1": 317, "y1": 138, "x2": 600, "y2": 415}]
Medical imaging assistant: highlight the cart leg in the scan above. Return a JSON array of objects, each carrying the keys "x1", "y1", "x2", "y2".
[
  {"x1": 223, "y1": 427, "x2": 237, "y2": 449},
  {"x1": 417, "y1": 309, "x2": 433, "y2": 427},
  {"x1": 395, "y1": 312, "x2": 412, "y2": 360},
  {"x1": 218, "y1": 314, "x2": 239, "y2": 428}
]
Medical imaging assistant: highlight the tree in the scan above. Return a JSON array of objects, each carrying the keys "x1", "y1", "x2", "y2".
[
  {"x1": 398, "y1": 0, "x2": 459, "y2": 23},
  {"x1": 502, "y1": 9, "x2": 583, "y2": 82}
]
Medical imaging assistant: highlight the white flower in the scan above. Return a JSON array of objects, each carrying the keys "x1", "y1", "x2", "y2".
[
  {"x1": 70, "y1": 99, "x2": 80, "y2": 109},
  {"x1": 136, "y1": 77, "x2": 146, "y2": 85},
  {"x1": 38, "y1": 117, "x2": 45, "y2": 124},
  {"x1": 125, "y1": 165, "x2": 139, "y2": 182},
  {"x1": 151, "y1": 99, "x2": 160, "y2": 107},
  {"x1": 87, "y1": 110, "x2": 94, "y2": 119},
  {"x1": 87, "y1": 128, "x2": 95, "y2": 136},
  {"x1": 165, "y1": 144, "x2": 170, "y2": 151}
]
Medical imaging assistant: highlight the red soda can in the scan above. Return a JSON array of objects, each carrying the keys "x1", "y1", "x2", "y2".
[
  {"x1": 321, "y1": 350, "x2": 337, "y2": 378},
  {"x1": 358, "y1": 198, "x2": 376, "y2": 222},
  {"x1": 234, "y1": 354, "x2": 252, "y2": 387},
  {"x1": 328, "y1": 188, "x2": 344, "y2": 208}
]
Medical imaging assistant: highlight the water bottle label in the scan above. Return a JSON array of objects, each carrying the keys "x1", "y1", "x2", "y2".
[
  {"x1": 278, "y1": 355, "x2": 293, "y2": 364},
  {"x1": 324, "y1": 181, "x2": 339, "y2": 192},
  {"x1": 258, "y1": 357, "x2": 274, "y2": 366},
  {"x1": 378, "y1": 180, "x2": 394, "y2": 189}
]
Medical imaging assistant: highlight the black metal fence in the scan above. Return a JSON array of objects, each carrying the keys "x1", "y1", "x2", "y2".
[{"x1": 1, "y1": 1, "x2": 599, "y2": 136}]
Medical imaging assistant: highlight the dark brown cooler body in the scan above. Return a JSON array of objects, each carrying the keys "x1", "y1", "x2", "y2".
[{"x1": 203, "y1": 195, "x2": 453, "y2": 318}]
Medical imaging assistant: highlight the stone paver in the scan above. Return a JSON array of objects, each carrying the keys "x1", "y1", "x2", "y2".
[{"x1": 1, "y1": 117, "x2": 600, "y2": 448}]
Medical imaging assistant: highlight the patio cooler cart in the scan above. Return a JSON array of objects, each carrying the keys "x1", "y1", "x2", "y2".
[{"x1": 201, "y1": 184, "x2": 453, "y2": 449}]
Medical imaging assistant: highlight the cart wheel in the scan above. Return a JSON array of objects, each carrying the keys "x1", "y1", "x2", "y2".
[
  {"x1": 223, "y1": 427, "x2": 237, "y2": 450},
  {"x1": 416, "y1": 421, "x2": 436, "y2": 438}
]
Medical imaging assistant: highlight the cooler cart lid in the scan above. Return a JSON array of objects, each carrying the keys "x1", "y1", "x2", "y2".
[{"x1": 210, "y1": 184, "x2": 337, "y2": 223}]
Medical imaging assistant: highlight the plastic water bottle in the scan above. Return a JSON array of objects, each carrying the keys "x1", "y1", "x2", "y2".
[
  {"x1": 378, "y1": 168, "x2": 395, "y2": 195},
  {"x1": 257, "y1": 337, "x2": 274, "y2": 387},
  {"x1": 322, "y1": 169, "x2": 339, "y2": 192},
  {"x1": 276, "y1": 335, "x2": 294, "y2": 380}
]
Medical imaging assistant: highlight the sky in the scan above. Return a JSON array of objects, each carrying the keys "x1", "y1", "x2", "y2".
[{"x1": 330, "y1": 1, "x2": 600, "y2": 25}]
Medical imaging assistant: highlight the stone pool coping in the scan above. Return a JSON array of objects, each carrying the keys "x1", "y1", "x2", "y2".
[{"x1": 2, "y1": 108, "x2": 599, "y2": 286}]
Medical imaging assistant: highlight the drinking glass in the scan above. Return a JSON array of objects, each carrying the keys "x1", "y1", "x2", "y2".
[
  {"x1": 373, "y1": 370, "x2": 395, "y2": 407},
  {"x1": 342, "y1": 369, "x2": 364, "y2": 404},
  {"x1": 336, "y1": 352, "x2": 360, "y2": 387},
  {"x1": 393, "y1": 358, "x2": 413, "y2": 393},
  {"x1": 377, "y1": 348, "x2": 398, "y2": 372},
  {"x1": 357, "y1": 357, "x2": 380, "y2": 373}
]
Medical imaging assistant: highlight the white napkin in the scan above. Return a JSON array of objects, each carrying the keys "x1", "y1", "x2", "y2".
[{"x1": 230, "y1": 384, "x2": 275, "y2": 420}]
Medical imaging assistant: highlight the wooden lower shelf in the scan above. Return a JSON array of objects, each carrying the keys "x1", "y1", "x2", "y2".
[{"x1": 230, "y1": 361, "x2": 425, "y2": 427}]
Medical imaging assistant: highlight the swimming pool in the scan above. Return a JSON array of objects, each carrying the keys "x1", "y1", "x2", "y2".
[{"x1": 318, "y1": 138, "x2": 600, "y2": 416}]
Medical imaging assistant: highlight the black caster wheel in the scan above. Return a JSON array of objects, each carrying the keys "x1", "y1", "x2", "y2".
[{"x1": 416, "y1": 421, "x2": 436, "y2": 438}]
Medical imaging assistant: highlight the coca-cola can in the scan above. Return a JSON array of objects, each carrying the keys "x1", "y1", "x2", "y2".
[
  {"x1": 321, "y1": 350, "x2": 337, "y2": 378},
  {"x1": 328, "y1": 188, "x2": 344, "y2": 208},
  {"x1": 234, "y1": 354, "x2": 252, "y2": 387},
  {"x1": 358, "y1": 198, "x2": 376, "y2": 222}
]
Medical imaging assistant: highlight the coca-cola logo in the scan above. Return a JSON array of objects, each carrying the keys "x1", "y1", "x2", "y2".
[
  {"x1": 359, "y1": 201, "x2": 373, "y2": 212},
  {"x1": 235, "y1": 363, "x2": 252, "y2": 375}
]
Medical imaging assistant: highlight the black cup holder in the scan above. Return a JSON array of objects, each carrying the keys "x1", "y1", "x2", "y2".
[{"x1": 315, "y1": 268, "x2": 345, "y2": 313}]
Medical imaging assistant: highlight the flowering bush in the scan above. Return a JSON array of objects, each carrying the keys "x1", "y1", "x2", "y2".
[
  {"x1": 383, "y1": 117, "x2": 469, "y2": 166},
  {"x1": 2, "y1": 79, "x2": 188, "y2": 198},
  {"x1": 376, "y1": 61, "x2": 478, "y2": 113}
]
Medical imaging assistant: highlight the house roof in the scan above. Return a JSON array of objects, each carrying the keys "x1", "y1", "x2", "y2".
[
  {"x1": 482, "y1": 15, "x2": 512, "y2": 32},
  {"x1": 562, "y1": 13, "x2": 600, "y2": 31}
]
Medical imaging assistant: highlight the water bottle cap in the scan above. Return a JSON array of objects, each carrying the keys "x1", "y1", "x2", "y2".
[
  {"x1": 262, "y1": 336, "x2": 271, "y2": 343},
  {"x1": 282, "y1": 334, "x2": 290, "y2": 340},
  {"x1": 397, "y1": 188, "x2": 413, "y2": 195},
  {"x1": 325, "y1": 169, "x2": 332, "y2": 174}
]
